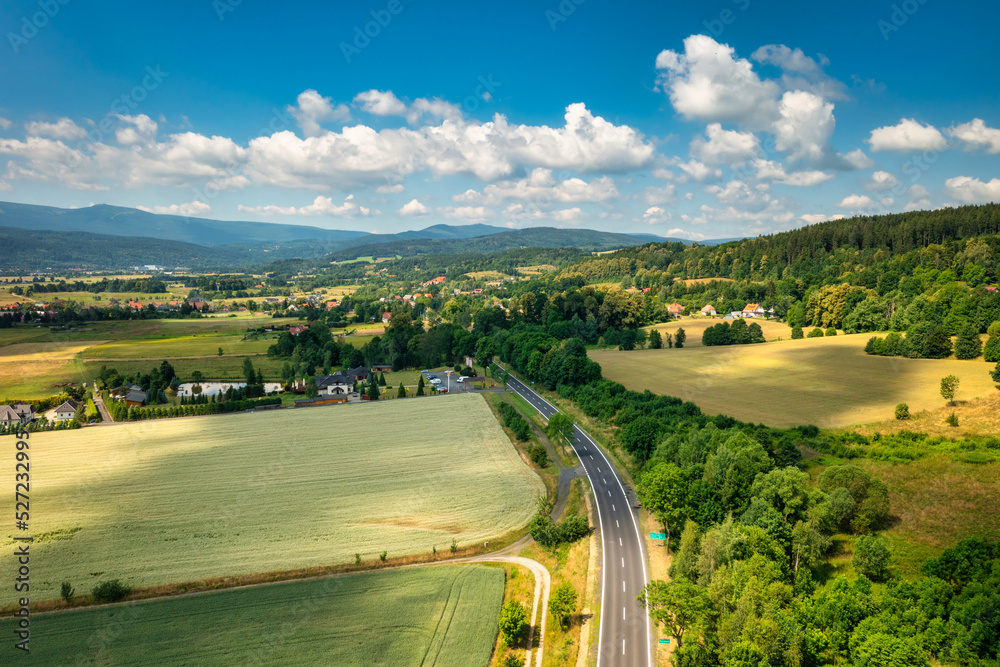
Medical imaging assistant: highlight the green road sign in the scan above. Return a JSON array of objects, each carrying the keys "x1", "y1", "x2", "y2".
[
  {"x1": 650, "y1": 532, "x2": 666, "y2": 540},
  {"x1": 659, "y1": 638, "x2": 671, "y2": 644}
]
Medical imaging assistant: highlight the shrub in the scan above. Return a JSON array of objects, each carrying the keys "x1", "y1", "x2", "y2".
[
  {"x1": 791, "y1": 325, "x2": 804, "y2": 339},
  {"x1": 526, "y1": 443, "x2": 549, "y2": 467},
  {"x1": 984, "y1": 335, "x2": 1000, "y2": 363},
  {"x1": 498, "y1": 600, "x2": 529, "y2": 645},
  {"x1": 91, "y1": 580, "x2": 131, "y2": 603},
  {"x1": 60, "y1": 582, "x2": 75, "y2": 604},
  {"x1": 946, "y1": 412, "x2": 959, "y2": 427},
  {"x1": 501, "y1": 654, "x2": 522, "y2": 667},
  {"x1": 853, "y1": 534, "x2": 891, "y2": 581},
  {"x1": 991, "y1": 361, "x2": 1000, "y2": 385},
  {"x1": 355, "y1": 553, "x2": 361, "y2": 565},
  {"x1": 895, "y1": 403, "x2": 909, "y2": 420},
  {"x1": 825, "y1": 326, "x2": 837, "y2": 336},
  {"x1": 450, "y1": 538, "x2": 458, "y2": 553},
  {"x1": 808, "y1": 328, "x2": 825, "y2": 338},
  {"x1": 379, "y1": 551, "x2": 387, "y2": 562}
]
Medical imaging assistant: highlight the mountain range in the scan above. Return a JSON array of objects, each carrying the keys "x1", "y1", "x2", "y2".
[{"x1": 0, "y1": 201, "x2": 739, "y2": 271}]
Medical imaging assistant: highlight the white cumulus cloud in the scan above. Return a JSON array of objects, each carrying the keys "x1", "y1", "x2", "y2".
[
  {"x1": 689, "y1": 123, "x2": 760, "y2": 165},
  {"x1": 137, "y1": 200, "x2": 212, "y2": 216},
  {"x1": 287, "y1": 89, "x2": 350, "y2": 138},
  {"x1": 945, "y1": 176, "x2": 1000, "y2": 203},
  {"x1": 398, "y1": 198, "x2": 429, "y2": 215},
  {"x1": 947, "y1": 118, "x2": 1000, "y2": 153},
  {"x1": 238, "y1": 194, "x2": 374, "y2": 217},
  {"x1": 354, "y1": 90, "x2": 407, "y2": 116},
  {"x1": 25, "y1": 117, "x2": 87, "y2": 140},
  {"x1": 867, "y1": 118, "x2": 946, "y2": 152}
]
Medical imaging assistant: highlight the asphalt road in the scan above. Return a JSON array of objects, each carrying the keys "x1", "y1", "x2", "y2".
[{"x1": 495, "y1": 365, "x2": 652, "y2": 667}]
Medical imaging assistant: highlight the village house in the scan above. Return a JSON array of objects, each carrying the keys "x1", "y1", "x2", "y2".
[
  {"x1": 54, "y1": 400, "x2": 80, "y2": 421},
  {"x1": 701, "y1": 304, "x2": 717, "y2": 316},
  {"x1": 421, "y1": 276, "x2": 447, "y2": 287},
  {"x1": 289, "y1": 324, "x2": 309, "y2": 336},
  {"x1": 742, "y1": 303, "x2": 766, "y2": 318},
  {"x1": 315, "y1": 373, "x2": 354, "y2": 396},
  {"x1": 667, "y1": 302, "x2": 685, "y2": 316},
  {"x1": 382, "y1": 311, "x2": 393, "y2": 324},
  {"x1": 0, "y1": 404, "x2": 28, "y2": 426},
  {"x1": 371, "y1": 364, "x2": 392, "y2": 373},
  {"x1": 345, "y1": 367, "x2": 371, "y2": 382},
  {"x1": 125, "y1": 388, "x2": 147, "y2": 407}
]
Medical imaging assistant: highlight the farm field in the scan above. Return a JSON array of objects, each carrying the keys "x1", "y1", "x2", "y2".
[
  {"x1": 590, "y1": 333, "x2": 998, "y2": 428},
  {"x1": 1, "y1": 393, "x2": 543, "y2": 600},
  {"x1": 643, "y1": 318, "x2": 796, "y2": 346},
  {"x1": 0, "y1": 341, "x2": 95, "y2": 397},
  {"x1": 0, "y1": 566, "x2": 503, "y2": 666},
  {"x1": 80, "y1": 334, "x2": 274, "y2": 359}
]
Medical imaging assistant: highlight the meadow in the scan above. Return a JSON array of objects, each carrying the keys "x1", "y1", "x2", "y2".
[
  {"x1": 0, "y1": 566, "x2": 503, "y2": 666},
  {"x1": 0, "y1": 393, "x2": 544, "y2": 600},
  {"x1": 0, "y1": 318, "x2": 299, "y2": 397},
  {"x1": 590, "y1": 333, "x2": 999, "y2": 428}
]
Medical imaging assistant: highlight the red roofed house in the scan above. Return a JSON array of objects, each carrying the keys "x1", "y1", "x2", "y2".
[
  {"x1": 667, "y1": 302, "x2": 685, "y2": 316},
  {"x1": 422, "y1": 276, "x2": 447, "y2": 287},
  {"x1": 326, "y1": 300, "x2": 340, "y2": 310},
  {"x1": 289, "y1": 324, "x2": 309, "y2": 335},
  {"x1": 742, "y1": 303, "x2": 766, "y2": 318},
  {"x1": 382, "y1": 311, "x2": 393, "y2": 324},
  {"x1": 701, "y1": 304, "x2": 717, "y2": 316}
]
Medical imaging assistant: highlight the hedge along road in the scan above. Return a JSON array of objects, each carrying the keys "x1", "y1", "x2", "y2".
[{"x1": 494, "y1": 363, "x2": 653, "y2": 667}]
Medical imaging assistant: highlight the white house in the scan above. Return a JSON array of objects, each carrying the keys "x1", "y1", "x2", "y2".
[
  {"x1": 701, "y1": 304, "x2": 717, "y2": 316},
  {"x1": 54, "y1": 400, "x2": 80, "y2": 421},
  {"x1": 742, "y1": 303, "x2": 766, "y2": 318},
  {"x1": 315, "y1": 373, "x2": 354, "y2": 396}
]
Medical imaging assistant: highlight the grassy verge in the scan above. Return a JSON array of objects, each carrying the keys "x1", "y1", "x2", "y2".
[
  {"x1": 485, "y1": 393, "x2": 559, "y2": 502},
  {"x1": 519, "y1": 478, "x2": 593, "y2": 667}
]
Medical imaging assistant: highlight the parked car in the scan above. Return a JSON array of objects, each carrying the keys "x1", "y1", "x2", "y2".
[
  {"x1": 456, "y1": 376, "x2": 469, "y2": 383},
  {"x1": 430, "y1": 378, "x2": 442, "y2": 385}
]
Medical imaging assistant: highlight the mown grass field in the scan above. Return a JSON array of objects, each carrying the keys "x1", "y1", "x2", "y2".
[
  {"x1": 643, "y1": 318, "x2": 796, "y2": 345},
  {"x1": 0, "y1": 566, "x2": 503, "y2": 666},
  {"x1": 80, "y1": 334, "x2": 274, "y2": 359},
  {"x1": 1, "y1": 393, "x2": 543, "y2": 600},
  {"x1": 590, "y1": 333, "x2": 998, "y2": 428},
  {"x1": 0, "y1": 319, "x2": 300, "y2": 397}
]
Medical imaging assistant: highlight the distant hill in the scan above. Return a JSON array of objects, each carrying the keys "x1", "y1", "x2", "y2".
[
  {"x1": 0, "y1": 201, "x2": 370, "y2": 247},
  {"x1": 0, "y1": 226, "x2": 248, "y2": 271}
]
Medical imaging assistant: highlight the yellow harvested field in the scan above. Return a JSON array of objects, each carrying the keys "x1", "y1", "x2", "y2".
[
  {"x1": 1, "y1": 393, "x2": 544, "y2": 600},
  {"x1": 591, "y1": 333, "x2": 999, "y2": 429},
  {"x1": 645, "y1": 318, "x2": 796, "y2": 346},
  {"x1": 0, "y1": 341, "x2": 98, "y2": 397}
]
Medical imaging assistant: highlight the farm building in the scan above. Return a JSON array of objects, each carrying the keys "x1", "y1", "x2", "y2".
[
  {"x1": 54, "y1": 400, "x2": 80, "y2": 421},
  {"x1": 371, "y1": 364, "x2": 392, "y2": 372},
  {"x1": 701, "y1": 305, "x2": 717, "y2": 316},
  {"x1": 293, "y1": 395, "x2": 348, "y2": 408}
]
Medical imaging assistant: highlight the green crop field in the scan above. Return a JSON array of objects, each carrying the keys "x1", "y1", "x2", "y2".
[
  {"x1": 80, "y1": 334, "x2": 274, "y2": 359},
  {"x1": 1, "y1": 393, "x2": 543, "y2": 600},
  {"x1": 0, "y1": 566, "x2": 503, "y2": 666},
  {"x1": 590, "y1": 333, "x2": 999, "y2": 428}
]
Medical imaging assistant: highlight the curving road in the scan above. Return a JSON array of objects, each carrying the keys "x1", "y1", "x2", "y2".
[{"x1": 495, "y1": 365, "x2": 652, "y2": 666}]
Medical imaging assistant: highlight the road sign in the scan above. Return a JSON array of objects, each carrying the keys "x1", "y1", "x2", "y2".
[
  {"x1": 650, "y1": 532, "x2": 666, "y2": 540},
  {"x1": 659, "y1": 638, "x2": 671, "y2": 644}
]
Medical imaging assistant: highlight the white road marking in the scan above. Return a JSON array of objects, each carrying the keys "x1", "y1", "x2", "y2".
[
  {"x1": 622, "y1": 607, "x2": 625, "y2": 620},
  {"x1": 623, "y1": 639, "x2": 626, "y2": 655},
  {"x1": 622, "y1": 580, "x2": 625, "y2": 592},
  {"x1": 616, "y1": 520, "x2": 619, "y2": 527},
  {"x1": 612, "y1": 504, "x2": 615, "y2": 511},
  {"x1": 619, "y1": 537, "x2": 623, "y2": 546},
  {"x1": 621, "y1": 557, "x2": 624, "y2": 567}
]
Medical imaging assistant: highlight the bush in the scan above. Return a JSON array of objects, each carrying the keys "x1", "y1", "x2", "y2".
[
  {"x1": 60, "y1": 582, "x2": 74, "y2": 604},
  {"x1": 895, "y1": 403, "x2": 909, "y2": 420},
  {"x1": 501, "y1": 654, "x2": 522, "y2": 667},
  {"x1": 91, "y1": 580, "x2": 131, "y2": 603},
  {"x1": 498, "y1": 600, "x2": 529, "y2": 645},
  {"x1": 946, "y1": 412, "x2": 959, "y2": 427},
  {"x1": 984, "y1": 335, "x2": 1000, "y2": 363},
  {"x1": 808, "y1": 328, "x2": 825, "y2": 338},
  {"x1": 853, "y1": 534, "x2": 891, "y2": 581},
  {"x1": 791, "y1": 325, "x2": 804, "y2": 339},
  {"x1": 526, "y1": 443, "x2": 549, "y2": 467},
  {"x1": 825, "y1": 326, "x2": 837, "y2": 336}
]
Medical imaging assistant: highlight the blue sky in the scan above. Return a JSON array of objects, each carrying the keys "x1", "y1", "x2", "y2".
[{"x1": 1, "y1": 0, "x2": 998, "y2": 238}]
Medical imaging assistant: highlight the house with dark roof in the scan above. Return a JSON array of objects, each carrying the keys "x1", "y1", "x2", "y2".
[
  {"x1": 10, "y1": 403, "x2": 35, "y2": 421},
  {"x1": 54, "y1": 400, "x2": 80, "y2": 421},
  {"x1": 125, "y1": 389, "x2": 147, "y2": 407},
  {"x1": 345, "y1": 367, "x2": 371, "y2": 381},
  {"x1": 315, "y1": 373, "x2": 354, "y2": 396}
]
